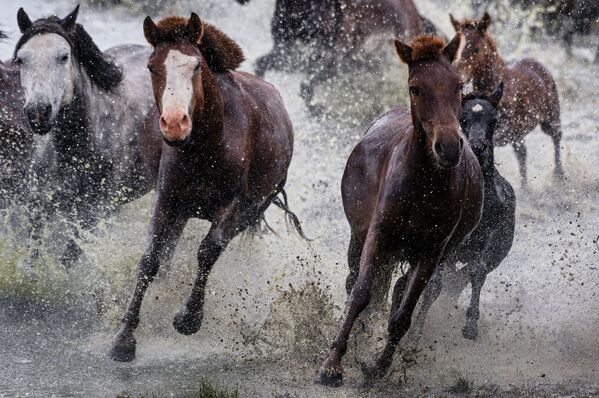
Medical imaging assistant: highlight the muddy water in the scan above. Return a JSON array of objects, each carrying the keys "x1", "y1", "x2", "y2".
[{"x1": 0, "y1": 0, "x2": 598, "y2": 397}]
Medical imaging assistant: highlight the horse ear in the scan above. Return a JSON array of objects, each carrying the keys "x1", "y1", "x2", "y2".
[
  {"x1": 489, "y1": 82, "x2": 504, "y2": 107},
  {"x1": 449, "y1": 14, "x2": 461, "y2": 31},
  {"x1": 443, "y1": 32, "x2": 463, "y2": 63},
  {"x1": 143, "y1": 16, "x2": 160, "y2": 47},
  {"x1": 62, "y1": 5, "x2": 80, "y2": 31},
  {"x1": 17, "y1": 8, "x2": 33, "y2": 33},
  {"x1": 478, "y1": 12, "x2": 491, "y2": 33},
  {"x1": 186, "y1": 12, "x2": 205, "y2": 43},
  {"x1": 394, "y1": 38, "x2": 412, "y2": 65}
]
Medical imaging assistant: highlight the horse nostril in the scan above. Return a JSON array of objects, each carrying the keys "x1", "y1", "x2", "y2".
[
  {"x1": 43, "y1": 104, "x2": 52, "y2": 120},
  {"x1": 459, "y1": 137, "x2": 464, "y2": 151},
  {"x1": 434, "y1": 142, "x2": 444, "y2": 155}
]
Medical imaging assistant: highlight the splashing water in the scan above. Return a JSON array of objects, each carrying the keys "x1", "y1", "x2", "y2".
[{"x1": 0, "y1": 0, "x2": 598, "y2": 396}]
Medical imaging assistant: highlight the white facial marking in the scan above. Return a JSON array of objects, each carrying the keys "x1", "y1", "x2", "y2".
[
  {"x1": 162, "y1": 50, "x2": 198, "y2": 118},
  {"x1": 472, "y1": 104, "x2": 483, "y2": 112},
  {"x1": 17, "y1": 34, "x2": 75, "y2": 118}
]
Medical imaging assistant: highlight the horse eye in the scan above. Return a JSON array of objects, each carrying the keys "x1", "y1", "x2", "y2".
[
  {"x1": 147, "y1": 65, "x2": 156, "y2": 74},
  {"x1": 473, "y1": 48, "x2": 480, "y2": 54},
  {"x1": 14, "y1": 57, "x2": 22, "y2": 65},
  {"x1": 193, "y1": 63, "x2": 201, "y2": 73},
  {"x1": 409, "y1": 87, "x2": 421, "y2": 96},
  {"x1": 59, "y1": 54, "x2": 69, "y2": 63}
]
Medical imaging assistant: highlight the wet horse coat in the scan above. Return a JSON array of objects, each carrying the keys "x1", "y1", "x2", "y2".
[
  {"x1": 317, "y1": 34, "x2": 484, "y2": 386},
  {"x1": 110, "y1": 13, "x2": 303, "y2": 362},
  {"x1": 14, "y1": 7, "x2": 162, "y2": 266}
]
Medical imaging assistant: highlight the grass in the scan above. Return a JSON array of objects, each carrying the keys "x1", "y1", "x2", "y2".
[
  {"x1": 117, "y1": 378, "x2": 240, "y2": 398},
  {"x1": 447, "y1": 372, "x2": 473, "y2": 395}
]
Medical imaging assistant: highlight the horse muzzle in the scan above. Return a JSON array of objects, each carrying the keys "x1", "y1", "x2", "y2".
[
  {"x1": 24, "y1": 103, "x2": 53, "y2": 135},
  {"x1": 433, "y1": 136, "x2": 464, "y2": 169}
]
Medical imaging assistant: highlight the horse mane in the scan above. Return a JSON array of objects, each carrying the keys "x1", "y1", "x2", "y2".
[
  {"x1": 156, "y1": 16, "x2": 245, "y2": 72},
  {"x1": 410, "y1": 35, "x2": 447, "y2": 62},
  {"x1": 14, "y1": 16, "x2": 123, "y2": 91}
]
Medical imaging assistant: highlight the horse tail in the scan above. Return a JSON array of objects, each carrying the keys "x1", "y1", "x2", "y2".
[{"x1": 272, "y1": 189, "x2": 311, "y2": 241}]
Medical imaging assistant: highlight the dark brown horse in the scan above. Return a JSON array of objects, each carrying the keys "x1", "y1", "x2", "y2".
[
  {"x1": 236, "y1": 0, "x2": 437, "y2": 114},
  {"x1": 110, "y1": 13, "x2": 304, "y2": 362},
  {"x1": 317, "y1": 34, "x2": 484, "y2": 387},
  {"x1": 450, "y1": 12, "x2": 564, "y2": 188}
]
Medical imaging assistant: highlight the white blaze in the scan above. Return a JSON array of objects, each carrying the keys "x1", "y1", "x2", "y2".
[
  {"x1": 162, "y1": 50, "x2": 197, "y2": 117},
  {"x1": 472, "y1": 104, "x2": 484, "y2": 112}
]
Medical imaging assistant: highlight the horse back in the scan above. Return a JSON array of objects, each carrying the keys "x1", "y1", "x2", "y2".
[{"x1": 499, "y1": 57, "x2": 560, "y2": 136}]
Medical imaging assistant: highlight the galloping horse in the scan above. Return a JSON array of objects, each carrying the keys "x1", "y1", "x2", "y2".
[
  {"x1": 414, "y1": 84, "x2": 516, "y2": 341},
  {"x1": 236, "y1": 0, "x2": 437, "y2": 114},
  {"x1": 110, "y1": 13, "x2": 304, "y2": 362},
  {"x1": 317, "y1": 34, "x2": 484, "y2": 386},
  {"x1": 0, "y1": 31, "x2": 33, "y2": 209},
  {"x1": 14, "y1": 6, "x2": 162, "y2": 267},
  {"x1": 450, "y1": 13, "x2": 564, "y2": 188}
]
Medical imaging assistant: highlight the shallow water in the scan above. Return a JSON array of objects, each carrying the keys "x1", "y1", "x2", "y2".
[{"x1": 0, "y1": 0, "x2": 598, "y2": 397}]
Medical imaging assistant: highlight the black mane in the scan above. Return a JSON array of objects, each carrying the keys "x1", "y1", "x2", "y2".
[
  {"x1": 14, "y1": 17, "x2": 123, "y2": 91},
  {"x1": 462, "y1": 91, "x2": 492, "y2": 103}
]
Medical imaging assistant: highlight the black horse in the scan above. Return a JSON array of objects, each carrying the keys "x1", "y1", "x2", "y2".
[
  {"x1": 413, "y1": 83, "x2": 516, "y2": 341},
  {"x1": 237, "y1": 0, "x2": 437, "y2": 114}
]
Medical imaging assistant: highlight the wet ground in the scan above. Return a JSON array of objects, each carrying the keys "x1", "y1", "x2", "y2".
[{"x1": 0, "y1": 0, "x2": 598, "y2": 397}]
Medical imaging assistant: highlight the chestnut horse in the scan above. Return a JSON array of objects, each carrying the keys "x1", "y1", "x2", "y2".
[
  {"x1": 14, "y1": 6, "x2": 162, "y2": 267},
  {"x1": 450, "y1": 12, "x2": 564, "y2": 188},
  {"x1": 110, "y1": 13, "x2": 304, "y2": 362},
  {"x1": 0, "y1": 31, "x2": 33, "y2": 209},
  {"x1": 317, "y1": 34, "x2": 484, "y2": 386},
  {"x1": 236, "y1": 0, "x2": 437, "y2": 114}
]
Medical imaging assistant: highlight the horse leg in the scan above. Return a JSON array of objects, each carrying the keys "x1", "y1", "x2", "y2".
[
  {"x1": 362, "y1": 256, "x2": 438, "y2": 382},
  {"x1": 345, "y1": 232, "x2": 364, "y2": 295},
  {"x1": 255, "y1": 39, "x2": 290, "y2": 78},
  {"x1": 317, "y1": 230, "x2": 386, "y2": 387},
  {"x1": 512, "y1": 140, "x2": 528, "y2": 190},
  {"x1": 173, "y1": 200, "x2": 242, "y2": 335},
  {"x1": 109, "y1": 204, "x2": 187, "y2": 362},
  {"x1": 411, "y1": 264, "x2": 444, "y2": 344},
  {"x1": 462, "y1": 260, "x2": 488, "y2": 340},
  {"x1": 541, "y1": 121, "x2": 565, "y2": 182}
]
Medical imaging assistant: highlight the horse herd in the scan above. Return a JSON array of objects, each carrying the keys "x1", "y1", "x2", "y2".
[{"x1": 0, "y1": 0, "x2": 574, "y2": 388}]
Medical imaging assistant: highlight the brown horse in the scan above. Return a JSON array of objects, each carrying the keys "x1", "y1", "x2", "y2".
[
  {"x1": 109, "y1": 13, "x2": 304, "y2": 362},
  {"x1": 317, "y1": 34, "x2": 484, "y2": 387},
  {"x1": 237, "y1": 0, "x2": 437, "y2": 114},
  {"x1": 450, "y1": 12, "x2": 564, "y2": 188}
]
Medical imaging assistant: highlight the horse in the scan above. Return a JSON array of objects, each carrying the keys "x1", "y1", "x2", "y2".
[
  {"x1": 413, "y1": 84, "x2": 516, "y2": 342},
  {"x1": 450, "y1": 12, "x2": 564, "y2": 189},
  {"x1": 316, "y1": 33, "x2": 484, "y2": 387},
  {"x1": 109, "y1": 12, "x2": 305, "y2": 362},
  {"x1": 0, "y1": 31, "x2": 33, "y2": 209},
  {"x1": 236, "y1": 0, "x2": 437, "y2": 115},
  {"x1": 13, "y1": 6, "x2": 162, "y2": 267}
]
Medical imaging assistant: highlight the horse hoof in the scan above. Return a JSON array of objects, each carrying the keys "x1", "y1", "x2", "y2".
[
  {"x1": 315, "y1": 367, "x2": 343, "y2": 387},
  {"x1": 109, "y1": 333, "x2": 136, "y2": 362},
  {"x1": 173, "y1": 309, "x2": 203, "y2": 335},
  {"x1": 462, "y1": 325, "x2": 478, "y2": 340}
]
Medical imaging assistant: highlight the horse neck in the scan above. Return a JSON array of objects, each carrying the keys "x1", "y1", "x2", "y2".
[
  {"x1": 52, "y1": 68, "x2": 95, "y2": 166},
  {"x1": 187, "y1": 62, "x2": 225, "y2": 156},
  {"x1": 472, "y1": 38, "x2": 507, "y2": 92}
]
